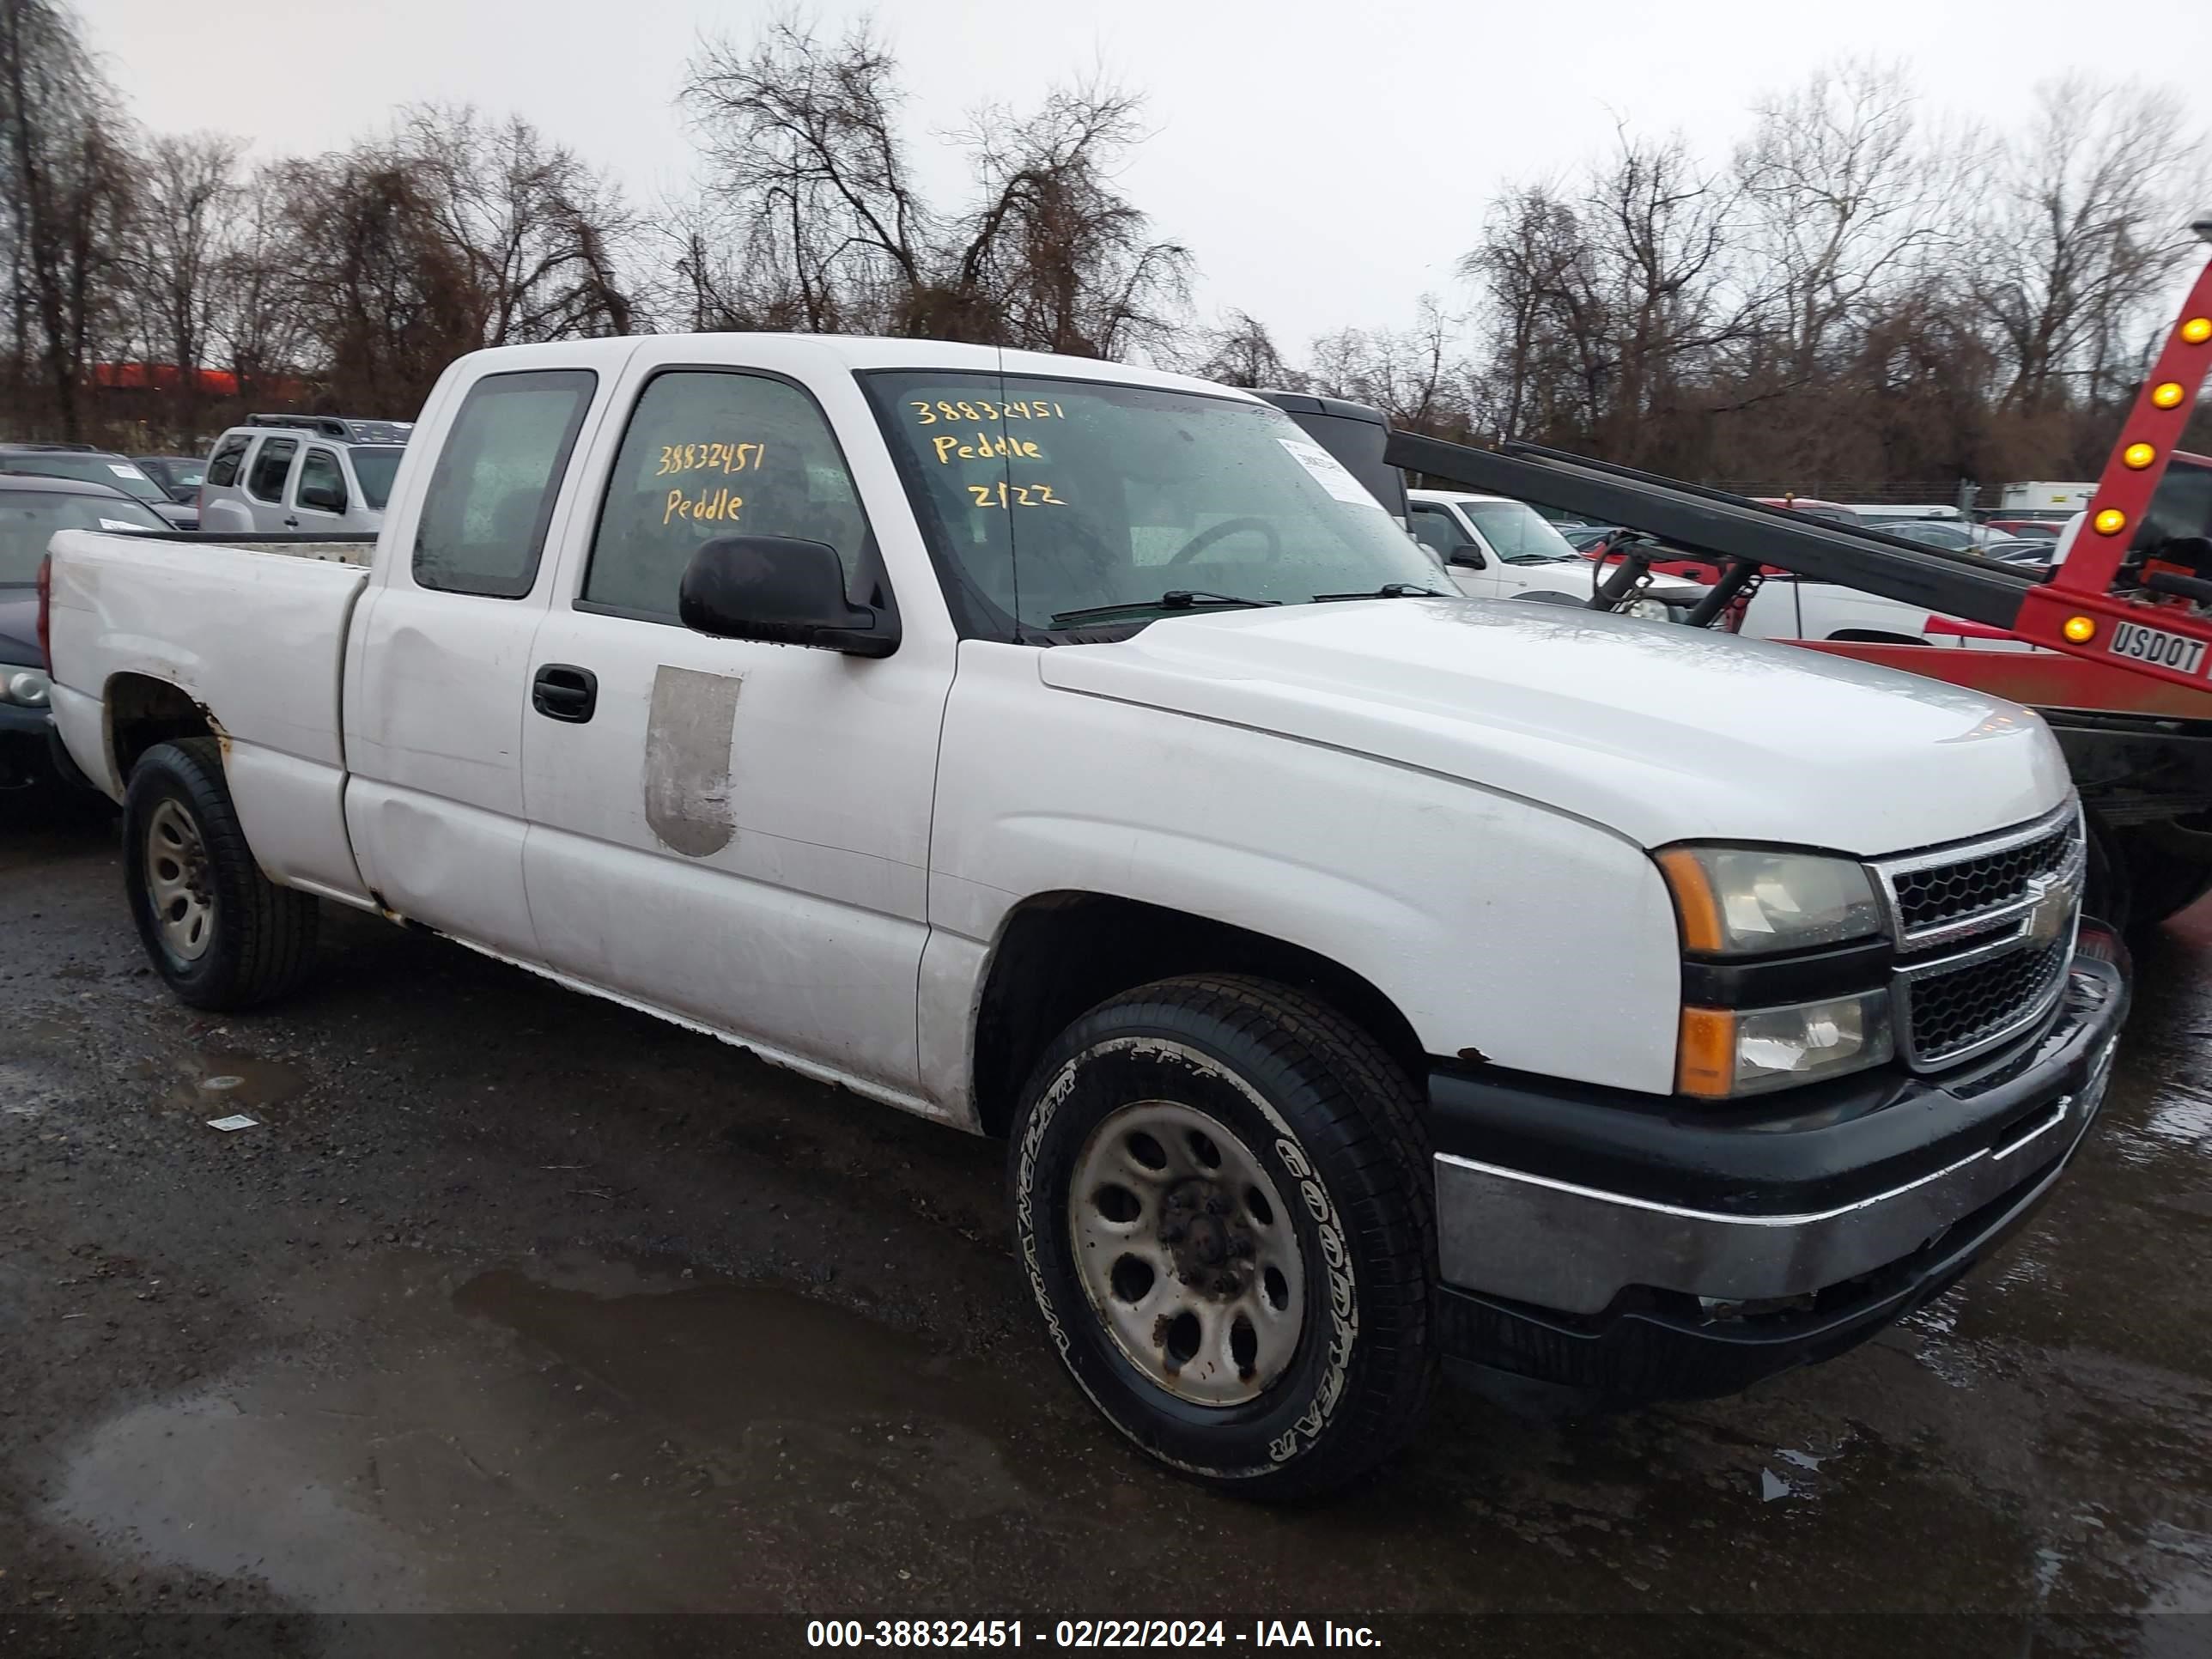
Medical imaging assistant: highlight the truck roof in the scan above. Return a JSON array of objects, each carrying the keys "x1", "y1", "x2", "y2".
[{"x1": 435, "y1": 334, "x2": 1260, "y2": 404}]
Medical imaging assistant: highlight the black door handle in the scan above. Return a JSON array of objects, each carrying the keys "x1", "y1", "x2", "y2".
[
  {"x1": 283, "y1": 516, "x2": 299, "y2": 528},
  {"x1": 532, "y1": 664, "x2": 598, "y2": 723}
]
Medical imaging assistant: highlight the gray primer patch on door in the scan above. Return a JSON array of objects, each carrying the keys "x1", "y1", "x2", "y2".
[{"x1": 643, "y1": 665, "x2": 742, "y2": 857}]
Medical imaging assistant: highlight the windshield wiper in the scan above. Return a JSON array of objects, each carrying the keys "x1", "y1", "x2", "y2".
[
  {"x1": 1049, "y1": 590, "x2": 1281, "y2": 626},
  {"x1": 1310, "y1": 582, "x2": 1450, "y2": 601}
]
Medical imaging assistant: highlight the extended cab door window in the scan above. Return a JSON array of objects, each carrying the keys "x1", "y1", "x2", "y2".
[
  {"x1": 246, "y1": 437, "x2": 297, "y2": 503},
  {"x1": 580, "y1": 369, "x2": 872, "y2": 622},
  {"x1": 413, "y1": 368, "x2": 596, "y2": 599}
]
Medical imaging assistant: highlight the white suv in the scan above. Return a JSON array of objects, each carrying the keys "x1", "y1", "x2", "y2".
[{"x1": 198, "y1": 415, "x2": 412, "y2": 536}]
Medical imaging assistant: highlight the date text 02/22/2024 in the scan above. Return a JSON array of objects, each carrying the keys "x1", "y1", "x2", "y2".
[{"x1": 804, "y1": 1620, "x2": 1382, "y2": 1649}]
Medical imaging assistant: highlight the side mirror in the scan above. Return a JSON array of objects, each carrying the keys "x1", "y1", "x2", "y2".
[
  {"x1": 678, "y1": 535, "x2": 898, "y2": 659},
  {"x1": 1449, "y1": 544, "x2": 1486, "y2": 569},
  {"x1": 299, "y1": 483, "x2": 346, "y2": 514}
]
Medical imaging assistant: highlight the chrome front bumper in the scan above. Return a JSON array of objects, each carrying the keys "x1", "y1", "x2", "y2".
[{"x1": 1431, "y1": 953, "x2": 2124, "y2": 1319}]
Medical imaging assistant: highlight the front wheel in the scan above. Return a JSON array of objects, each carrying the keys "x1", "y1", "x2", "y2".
[
  {"x1": 123, "y1": 737, "x2": 319, "y2": 1009},
  {"x1": 1010, "y1": 975, "x2": 1437, "y2": 1498}
]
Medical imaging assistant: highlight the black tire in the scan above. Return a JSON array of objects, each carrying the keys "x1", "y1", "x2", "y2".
[
  {"x1": 1009, "y1": 974, "x2": 1436, "y2": 1499},
  {"x1": 2112, "y1": 822, "x2": 2212, "y2": 930},
  {"x1": 122, "y1": 737, "x2": 319, "y2": 1009},
  {"x1": 2083, "y1": 810, "x2": 2131, "y2": 934}
]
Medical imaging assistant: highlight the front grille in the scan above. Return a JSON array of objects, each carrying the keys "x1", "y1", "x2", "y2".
[
  {"x1": 1901, "y1": 937, "x2": 2070, "y2": 1064},
  {"x1": 1891, "y1": 822, "x2": 2073, "y2": 933},
  {"x1": 1874, "y1": 803, "x2": 2084, "y2": 1072}
]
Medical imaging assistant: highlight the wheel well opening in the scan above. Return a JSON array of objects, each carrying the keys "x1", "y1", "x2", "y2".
[
  {"x1": 107, "y1": 675, "x2": 215, "y2": 782},
  {"x1": 969, "y1": 891, "x2": 1425, "y2": 1139}
]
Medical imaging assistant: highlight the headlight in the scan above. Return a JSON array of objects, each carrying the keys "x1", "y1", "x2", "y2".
[
  {"x1": 1656, "y1": 846, "x2": 1884, "y2": 957},
  {"x1": 1679, "y1": 989, "x2": 1895, "y2": 1097},
  {"x1": 3, "y1": 668, "x2": 50, "y2": 707}
]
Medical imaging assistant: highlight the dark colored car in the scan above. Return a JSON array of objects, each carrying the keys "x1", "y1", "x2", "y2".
[
  {"x1": 134, "y1": 453, "x2": 207, "y2": 506},
  {"x1": 0, "y1": 443, "x2": 198, "y2": 530},
  {"x1": 0, "y1": 474, "x2": 167, "y2": 791}
]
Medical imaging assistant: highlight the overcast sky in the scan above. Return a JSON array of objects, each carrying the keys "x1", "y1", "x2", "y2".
[{"x1": 85, "y1": 0, "x2": 2212, "y2": 352}]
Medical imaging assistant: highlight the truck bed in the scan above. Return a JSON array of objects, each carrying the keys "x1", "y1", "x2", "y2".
[{"x1": 45, "y1": 528, "x2": 374, "y2": 904}]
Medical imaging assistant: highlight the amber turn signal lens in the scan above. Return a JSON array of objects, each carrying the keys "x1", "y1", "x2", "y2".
[
  {"x1": 2124, "y1": 441, "x2": 2157, "y2": 470},
  {"x1": 1654, "y1": 847, "x2": 1724, "y2": 952},
  {"x1": 2095, "y1": 508, "x2": 2128, "y2": 536},
  {"x1": 2184, "y1": 318, "x2": 2212, "y2": 345},
  {"x1": 2151, "y1": 381, "x2": 2187, "y2": 410},
  {"x1": 1677, "y1": 1007, "x2": 1737, "y2": 1098},
  {"x1": 2063, "y1": 615, "x2": 2097, "y2": 643}
]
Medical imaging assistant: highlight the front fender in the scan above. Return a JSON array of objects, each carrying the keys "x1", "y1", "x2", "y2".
[{"x1": 929, "y1": 643, "x2": 1684, "y2": 1097}]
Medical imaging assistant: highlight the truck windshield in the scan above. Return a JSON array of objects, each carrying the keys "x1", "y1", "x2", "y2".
[
  {"x1": 0, "y1": 490, "x2": 166, "y2": 581},
  {"x1": 1461, "y1": 501, "x2": 1581, "y2": 562},
  {"x1": 870, "y1": 372, "x2": 1447, "y2": 635},
  {"x1": 350, "y1": 447, "x2": 404, "y2": 511}
]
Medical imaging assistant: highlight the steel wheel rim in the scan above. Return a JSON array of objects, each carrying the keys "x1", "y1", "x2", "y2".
[
  {"x1": 1068, "y1": 1099, "x2": 1307, "y2": 1407},
  {"x1": 145, "y1": 798, "x2": 216, "y2": 963}
]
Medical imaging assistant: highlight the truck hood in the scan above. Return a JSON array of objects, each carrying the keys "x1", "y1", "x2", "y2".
[{"x1": 1036, "y1": 598, "x2": 2072, "y2": 855}]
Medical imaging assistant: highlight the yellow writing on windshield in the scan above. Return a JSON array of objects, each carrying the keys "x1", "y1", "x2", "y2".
[
  {"x1": 966, "y1": 482, "x2": 1065, "y2": 508},
  {"x1": 908, "y1": 398, "x2": 1065, "y2": 425},
  {"x1": 932, "y1": 430, "x2": 1042, "y2": 464},
  {"x1": 656, "y1": 442, "x2": 766, "y2": 477},
  {"x1": 664, "y1": 486, "x2": 743, "y2": 526}
]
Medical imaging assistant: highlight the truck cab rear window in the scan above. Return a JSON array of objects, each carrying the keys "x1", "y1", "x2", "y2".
[{"x1": 413, "y1": 369, "x2": 596, "y2": 599}]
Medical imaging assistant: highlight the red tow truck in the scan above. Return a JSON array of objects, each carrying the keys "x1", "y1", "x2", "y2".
[{"x1": 1387, "y1": 221, "x2": 2212, "y2": 927}]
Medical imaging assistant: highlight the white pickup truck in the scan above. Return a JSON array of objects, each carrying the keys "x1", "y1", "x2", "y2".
[{"x1": 40, "y1": 335, "x2": 2128, "y2": 1497}]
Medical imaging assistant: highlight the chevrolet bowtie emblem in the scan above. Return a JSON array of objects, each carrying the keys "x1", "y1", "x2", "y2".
[{"x1": 2025, "y1": 871, "x2": 2076, "y2": 949}]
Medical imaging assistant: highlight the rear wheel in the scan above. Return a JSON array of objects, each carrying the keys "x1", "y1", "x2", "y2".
[
  {"x1": 123, "y1": 738, "x2": 319, "y2": 1009},
  {"x1": 1009, "y1": 975, "x2": 1437, "y2": 1498}
]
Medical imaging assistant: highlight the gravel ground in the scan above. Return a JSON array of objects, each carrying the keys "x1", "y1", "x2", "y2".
[{"x1": 2, "y1": 796, "x2": 2209, "y2": 1656}]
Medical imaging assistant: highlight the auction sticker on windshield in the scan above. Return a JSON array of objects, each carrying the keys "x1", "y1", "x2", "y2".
[
  {"x1": 2108, "y1": 618, "x2": 2208, "y2": 677},
  {"x1": 1278, "y1": 438, "x2": 1381, "y2": 510}
]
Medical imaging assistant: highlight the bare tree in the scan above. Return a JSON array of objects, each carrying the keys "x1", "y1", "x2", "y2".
[
  {"x1": 1733, "y1": 61, "x2": 1944, "y2": 384},
  {"x1": 1972, "y1": 76, "x2": 2200, "y2": 414},
  {"x1": 681, "y1": 15, "x2": 927, "y2": 334},
  {"x1": 208, "y1": 163, "x2": 309, "y2": 405},
  {"x1": 1308, "y1": 297, "x2": 1474, "y2": 437},
  {"x1": 943, "y1": 84, "x2": 1190, "y2": 357},
  {"x1": 273, "y1": 149, "x2": 478, "y2": 414},
  {"x1": 1462, "y1": 182, "x2": 1589, "y2": 441},
  {"x1": 400, "y1": 105, "x2": 637, "y2": 345},
  {"x1": 1184, "y1": 309, "x2": 1300, "y2": 388},
  {"x1": 0, "y1": 0, "x2": 134, "y2": 439},
  {"x1": 678, "y1": 20, "x2": 1188, "y2": 355},
  {"x1": 123, "y1": 131, "x2": 242, "y2": 432}
]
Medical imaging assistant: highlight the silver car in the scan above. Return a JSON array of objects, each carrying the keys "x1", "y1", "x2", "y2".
[{"x1": 198, "y1": 415, "x2": 410, "y2": 535}]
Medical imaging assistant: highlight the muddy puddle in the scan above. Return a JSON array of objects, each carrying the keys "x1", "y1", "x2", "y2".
[
  {"x1": 158, "y1": 1047, "x2": 310, "y2": 1120},
  {"x1": 39, "y1": 1253, "x2": 1097, "y2": 1613}
]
